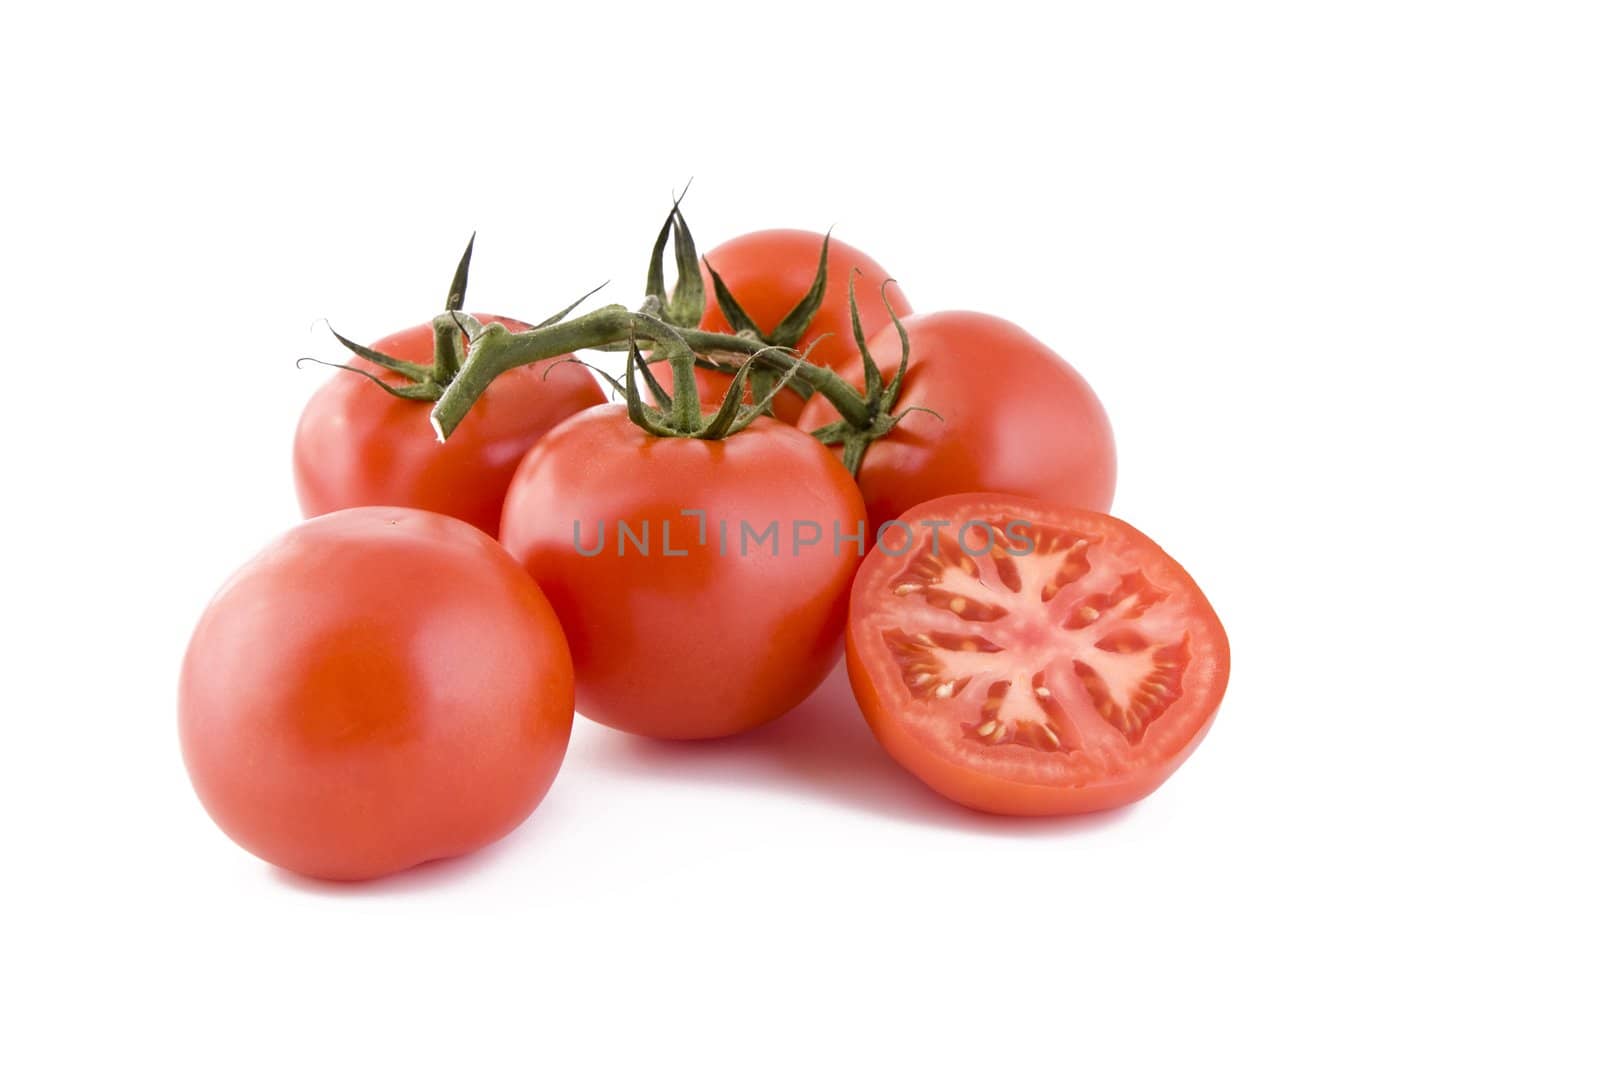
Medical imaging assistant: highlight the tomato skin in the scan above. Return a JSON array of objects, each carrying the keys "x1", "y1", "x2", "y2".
[
  {"x1": 845, "y1": 494, "x2": 1228, "y2": 816},
  {"x1": 179, "y1": 507, "x2": 575, "y2": 880},
  {"x1": 498, "y1": 405, "x2": 868, "y2": 739},
  {"x1": 293, "y1": 314, "x2": 604, "y2": 536},
  {"x1": 649, "y1": 230, "x2": 912, "y2": 423},
  {"x1": 797, "y1": 311, "x2": 1116, "y2": 531}
]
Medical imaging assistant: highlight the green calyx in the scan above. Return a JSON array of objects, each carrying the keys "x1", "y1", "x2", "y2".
[
  {"x1": 653, "y1": 203, "x2": 821, "y2": 410},
  {"x1": 640, "y1": 184, "x2": 706, "y2": 331},
  {"x1": 804, "y1": 271, "x2": 934, "y2": 475},
  {"x1": 301, "y1": 235, "x2": 609, "y2": 406},
  {"x1": 296, "y1": 235, "x2": 482, "y2": 401},
  {"x1": 705, "y1": 230, "x2": 830, "y2": 354},
  {"x1": 587, "y1": 316, "x2": 806, "y2": 441}
]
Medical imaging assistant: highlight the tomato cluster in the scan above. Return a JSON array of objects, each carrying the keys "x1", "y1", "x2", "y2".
[{"x1": 179, "y1": 204, "x2": 1229, "y2": 881}]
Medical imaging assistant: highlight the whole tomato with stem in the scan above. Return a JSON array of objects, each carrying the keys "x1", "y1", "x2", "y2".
[
  {"x1": 649, "y1": 229, "x2": 912, "y2": 423},
  {"x1": 179, "y1": 507, "x2": 576, "y2": 880},
  {"x1": 799, "y1": 309, "x2": 1116, "y2": 531},
  {"x1": 294, "y1": 314, "x2": 602, "y2": 536},
  {"x1": 293, "y1": 237, "x2": 605, "y2": 536},
  {"x1": 500, "y1": 338, "x2": 868, "y2": 740}
]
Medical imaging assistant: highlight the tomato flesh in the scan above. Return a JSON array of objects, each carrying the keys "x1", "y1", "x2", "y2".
[{"x1": 847, "y1": 494, "x2": 1228, "y2": 815}]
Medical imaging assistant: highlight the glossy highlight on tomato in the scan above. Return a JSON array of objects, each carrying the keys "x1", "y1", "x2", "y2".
[
  {"x1": 650, "y1": 229, "x2": 912, "y2": 422},
  {"x1": 294, "y1": 315, "x2": 604, "y2": 536},
  {"x1": 846, "y1": 494, "x2": 1228, "y2": 815},
  {"x1": 179, "y1": 507, "x2": 575, "y2": 880},
  {"x1": 498, "y1": 405, "x2": 868, "y2": 739},
  {"x1": 798, "y1": 311, "x2": 1115, "y2": 530}
]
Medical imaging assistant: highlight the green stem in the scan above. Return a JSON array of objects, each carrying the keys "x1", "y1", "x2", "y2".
[
  {"x1": 431, "y1": 315, "x2": 463, "y2": 381},
  {"x1": 667, "y1": 333, "x2": 701, "y2": 432},
  {"x1": 840, "y1": 434, "x2": 871, "y2": 477},
  {"x1": 431, "y1": 305, "x2": 628, "y2": 439},
  {"x1": 430, "y1": 305, "x2": 871, "y2": 440}
]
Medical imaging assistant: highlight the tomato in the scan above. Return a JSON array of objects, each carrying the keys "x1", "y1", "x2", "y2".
[
  {"x1": 294, "y1": 314, "x2": 604, "y2": 536},
  {"x1": 498, "y1": 405, "x2": 867, "y2": 739},
  {"x1": 649, "y1": 229, "x2": 912, "y2": 423},
  {"x1": 846, "y1": 494, "x2": 1228, "y2": 815},
  {"x1": 797, "y1": 311, "x2": 1116, "y2": 531},
  {"x1": 179, "y1": 507, "x2": 575, "y2": 880}
]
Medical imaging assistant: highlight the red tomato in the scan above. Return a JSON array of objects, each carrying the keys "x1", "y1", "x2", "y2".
[
  {"x1": 498, "y1": 405, "x2": 868, "y2": 739},
  {"x1": 649, "y1": 230, "x2": 912, "y2": 423},
  {"x1": 797, "y1": 311, "x2": 1116, "y2": 531},
  {"x1": 846, "y1": 494, "x2": 1228, "y2": 815},
  {"x1": 294, "y1": 314, "x2": 604, "y2": 536},
  {"x1": 179, "y1": 507, "x2": 575, "y2": 880}
]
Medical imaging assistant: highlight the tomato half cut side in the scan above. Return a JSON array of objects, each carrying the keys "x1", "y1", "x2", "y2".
[{"x1": 846, "y1": 494, "x2": 1229, "y2": 816}]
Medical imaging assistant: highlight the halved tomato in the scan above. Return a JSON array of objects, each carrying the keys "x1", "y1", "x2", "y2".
[{"x1": 846, "y1": 494, "x2": 1229, "y2": 815}]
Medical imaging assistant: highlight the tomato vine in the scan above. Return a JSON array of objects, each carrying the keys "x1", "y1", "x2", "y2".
[{"x1": 426, "y1": 203, "x2": 921, "y2": 470}]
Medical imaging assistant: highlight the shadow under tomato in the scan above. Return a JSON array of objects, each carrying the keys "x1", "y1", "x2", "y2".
[
  {"x1": 266, "y1": 803, "x2": 558, "y2": 897},
  {"x1": 581, "y1": 661, "x2": 1144, "y2": 838},
  {"x1": 270, "y1": 665, "x2": 1140, "y2": 896}
]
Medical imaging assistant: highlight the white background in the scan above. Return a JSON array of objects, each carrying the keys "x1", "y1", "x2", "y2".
[{"x1": 3, "y1": 2, "x2": 1596, "y2": 1063}]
